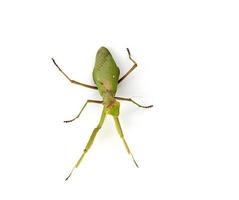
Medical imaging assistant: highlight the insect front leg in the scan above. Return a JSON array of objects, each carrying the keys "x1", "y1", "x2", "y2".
[
  {"x1": 65, "y1": 109, "x2": 106, "y2": 181},
  {"x1": 52, "y1": 58, "x2": 98, "y2": 89},
  {"x1": 118, "y1": 48, "x2": 138, "y2": 83},
  {"x1": 115, "y1": 97, "x2": 153, "y2": 108},
  {"x1": 64, "y1": 99, "x2": 103, "y2": 123},
  {"x1": 113, "y1": 116, "x2": 139, "y2": 168}
]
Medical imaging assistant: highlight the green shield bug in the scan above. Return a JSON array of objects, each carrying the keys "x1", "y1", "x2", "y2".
[{"x1": 52, "y1": 47, "x2": 153, "y2": 180}]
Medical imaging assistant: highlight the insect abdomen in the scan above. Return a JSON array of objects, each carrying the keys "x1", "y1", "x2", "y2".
[
  {"x1": 94, "y1": 47, "x2": 111, "y2": 69},
  {"x1": 93, "y1": 47, "x2": 120, "y2": 97}
]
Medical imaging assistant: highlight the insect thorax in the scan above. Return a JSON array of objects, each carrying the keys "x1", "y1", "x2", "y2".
[{"x1": 103, "y1": 93, "x2": 120, "y2": 116}]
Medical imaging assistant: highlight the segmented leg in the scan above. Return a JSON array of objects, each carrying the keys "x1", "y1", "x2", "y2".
[
  {"x1": 52, "y1": 58, "x2": 97, "y2": 89},
  {"x1": 118, "y1": 48, "x2": 138, "y2": 83},
  {"x1": 115, "y1": 97, "x2": 153, "y2": 108},
  {"x1": 113, "y1": 116, "x2": 139, "y2": 168},
  {"x1": 64, "y1": 99, "x2": 103, "y2": 123},
  {"x1": 65, "y1": 109, "x2": 107, "y2": 181}
]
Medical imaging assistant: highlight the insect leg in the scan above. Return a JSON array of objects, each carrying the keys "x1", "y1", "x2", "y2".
[
  {"x1": 113, "y1": 116, "x2": 139, "y2": 168},
  {"x1": 118, "y1": 48, "x2": 138, "y2": 83},
  {"x1": 52, "y1": 58, "x2": 98, "y2": 90},
  {"x1": 65, "y1": 109, "x2": 107, "y2": 181},
  {"x1": 115, "y1": 97, "x2": 153, "y2": 108},
  {"x1": 64, "y1": 100, "x2": 103, "y2": 123}
]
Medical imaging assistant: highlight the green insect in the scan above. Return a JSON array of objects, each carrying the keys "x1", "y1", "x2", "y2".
[{"x1": 52, "y1": 47, "x2": 153, "y2": 180}]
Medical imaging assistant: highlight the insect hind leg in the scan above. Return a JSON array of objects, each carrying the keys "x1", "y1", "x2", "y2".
[{"x1": 118, "y1": 48, "x2": 138, "y2": 83}]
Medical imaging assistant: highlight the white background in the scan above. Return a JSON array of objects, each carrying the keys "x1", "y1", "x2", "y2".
[{"x1": 0, "y1": 0, "x2": 239, "y2": 199}]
